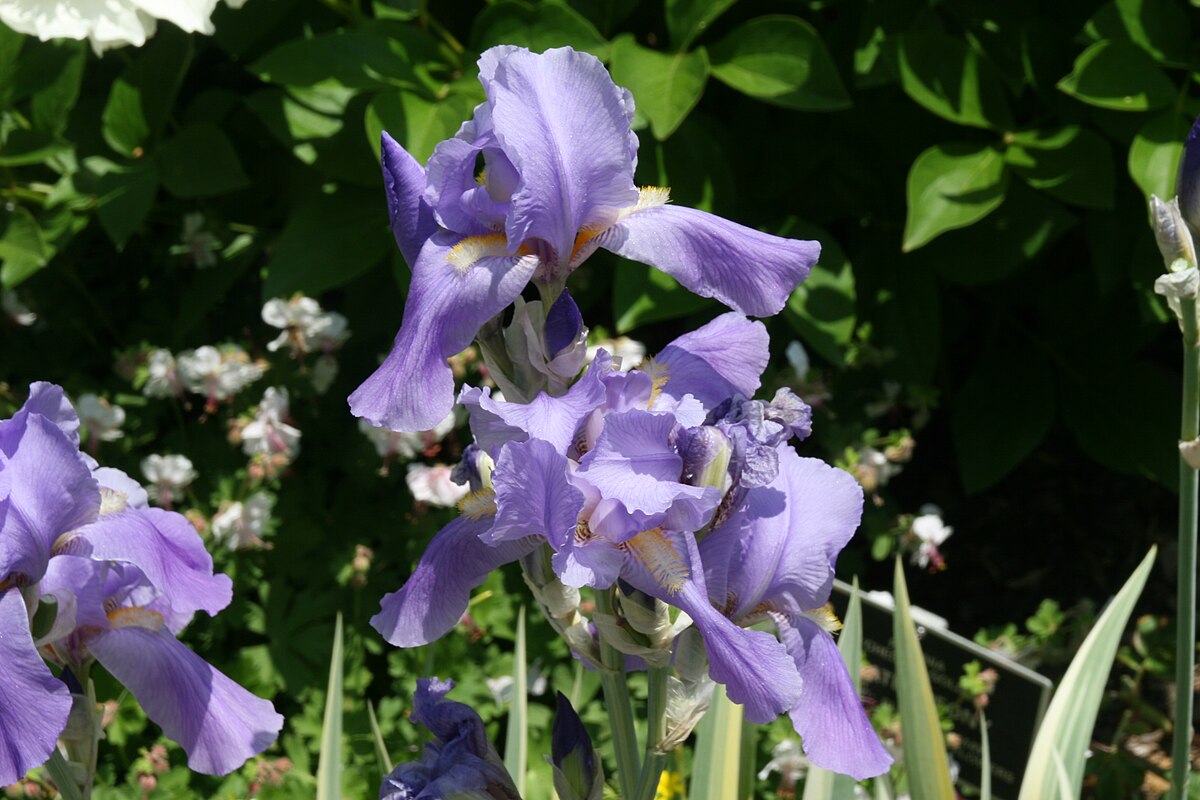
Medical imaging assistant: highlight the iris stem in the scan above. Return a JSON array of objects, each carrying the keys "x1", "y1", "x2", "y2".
[
  {"x1": 1172, "y1": 295, "x2": 1198, "y2": 800},
  {"x1": 594, "y1": 588, "x2": 641, "y2": 798},
  {"x1": 633, "y1": 666, "x2": 669, "y2": 800}
]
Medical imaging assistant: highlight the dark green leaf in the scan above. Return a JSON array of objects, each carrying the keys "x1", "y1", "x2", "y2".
[
  {"x1": 1128, "y1": 109, "x2": 1190, "y2": 202},
  {"x1": 0, "y1": 206, "x2": 49, "y2": 288},
  {"x1": 364, "y1": 90, "x2": 476, "y2": 165},
  {"x1": 709, "y1": 15, "x2": 850, "y2": 111},
  {"x1": 897, "y1": 32, "x2": 1013, "y2": 130},
  {"x1": 665, "y1": 0, "x2": 737, "y2": 50},
  {"x1": 158, "y1": 123, "x2": 249, "y2": 198},
  {"x1": 263, "y1": 188, "x2": 393, "y2": 298},
  {"x1": 0, "y1": 128, "x2": 70, "y2": 166},
  {"x1": 246, "y1": 89, "x2": 345, "y2": 149},
  {"x1": 102, "y1": 28, "x2": 193, "y2": 157},
  {"x1": 96, "y1": 160, "x2": 160, "y2": 249},
  {"x1": 1057, "y1": 39, "x2": 1175, "y2": 112},
  {"x1": 250, "y1": 22, "x2": 439, "y2": 90},
  {"x1": 926, "y1": 183, "x2": 1076, "y2": 285},
  {"x1": 1060, "y1": 360, "x2": 1178, "y2": 489},
  {"x1": 608, "y1": 35, "x2": 708, "y2": 140},
  {"x1": 1006, "y1": 126, "x2": 1114, "y2": 209},
  {"x1": 0, "y1": 23, "x2": 23, "y2": 106},
  {"x1": 903, "y1": 142, "x2": 1008, "y2": 251},
  {"x1": 952, "y1": 348, "x2": 1055, "y2": 493},
  {"x1": 783, "y1": 224, "x2": 855, "y2": 367},
  {"x1": 612, "y1": 259, "x2": 716, "y2": 333},
  {"x1": 471, "y1": 0, "x2": 608, "y2": 59},
  {"x1": 1084, "y1": 0, "x2": 1189, "y2": 64},
  {"x1": 11, "y1": 39, "x2": 85, "y2": 134}
]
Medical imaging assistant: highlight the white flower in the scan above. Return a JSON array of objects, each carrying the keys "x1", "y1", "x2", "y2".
[
  {"x1": 143, "y1": 348, "x2": 182, "y2": 398},
  {"x1": 311, "y1": 354, "x2": 338, "y2": 394},
  {"x1": 785, "y1": 340, "x2": 810, "y2": 379},
  {"x1": 177, "y1": 344, "x2": 263, "y2": 403},
  {"x1": 262, "y1": 295, "x2": 350, "y2": 356},
  {"x1": 140, "y1": 453, "x2": 196, "y2": 507},
  {"x1": 757, "y1": 739, "x2": 808, "y2": 783},
  {"x1": 406, "y1": 463, "x2": 468, "y2": 507},
  {"x1": 587, "y1": 336, "x2": 646, "y2": 372},
  {"x1": 2, "y1": 290, "x2": 36, "y2": 326},
  {"x1": 359, "y1": 411, "x2": 455, "y2": 461},
  {"x1": 211, "y1": 491, "x2": 274, "y2": 550},
  {"x1": 75, "y1": 393, "x2": 125, "y2": 442},
  {"x1": 0, "y1": 0, "x2": 245, "y2": 54},
  {"x1": 242, "y1": 386, "x2": 301, "y2": 461},
  {"x1": 181, "y1": 213, "x2": 219, "y2": 268},
  {"x1": 910, "y1": 504, "x2": 953, "y2": 570}
]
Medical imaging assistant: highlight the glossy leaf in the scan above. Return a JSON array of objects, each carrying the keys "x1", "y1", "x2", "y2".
[
  {"x1": 893, "y1": 559, "x2": 955, "y2": 800},
  {"x1": 1017, "y1": 548, "x2": 1155, "y2": 799},
  {"x1": 250, "y1": 23, "x2": 439, "y2": 90},
  {"x1": 471, "y1": 0, "x2": 608, "y2": 59},
  {"x1": 897, "y1": 32, "x2": 1012, "y2": 130},
  {"x1": 1005, "y1": 126, "x2": 1114, "y2": 209},
  {"x1": 784, "y1": 224, "x2": 856, "y2": 367},
  {"x1": 101, "y1": 28, "x2": 193, "y2": 157},
  {"x1": 952, "y1": 347, "x2": 1055, "y2": 494},
  {"x1": 26, "y1": 40, "x2": 85, "y2": 135},
  {"x1": 1083, "y1": 0, "x2": 1189, "y2": 64},
  {"x1": 666, "y1": 0, "x2": 738, "y2": 50},
  {"x1": 0, "y1": 206, "x2": 49, "y2": 288},
  {"x1": 1057, "y1": 39, "x2": 1174, "y2": 112},
  {"x1": 609, "y1": 34, "x2": 709, "y2": 141},
  {"x1": 96, "y1": 159, "x2": 160, "y2": 249},
  {"x1": 365, "y1": 90, "x2": 477, "y2": 165},
  {"x1": 903, "y1": 142, "x2": 1008, "y2": 251},
  {"x1": 709, "y1": 15, "x2": 849, "y2": 111},
  {"x1": 1128, "y1": 109, "x2": 1190, "y2": 202},
  {"x1": 612, "y1": 257, "x2": 717, "y2": 333},
  {"x1": 316, "y1": 612, "x2": 344, "y2": 800}
]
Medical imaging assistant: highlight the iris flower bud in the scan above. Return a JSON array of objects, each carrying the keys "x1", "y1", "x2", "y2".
[
  {"x1": 549, "y1": 692, "x2": 605, "y2": 800},
  {"x1": 1176, "y1": 114, "x2": 1200, "y2": 239},
  {"x1": 1151, "y1": 195, "x2": 1197, "y2": 272}
]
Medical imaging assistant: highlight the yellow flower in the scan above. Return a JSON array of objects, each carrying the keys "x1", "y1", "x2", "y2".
[{"x1": 655, "y1": 770, "x2": 685, "y2": 800}]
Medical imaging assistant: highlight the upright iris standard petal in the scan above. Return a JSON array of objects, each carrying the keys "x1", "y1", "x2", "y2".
[
  {"x1": 654, "y1": 313, "x2": 769, "y2": 410},
  {"x1": 597, "y1": 204, "x2": 820, "y2": 316},
  {"x1": 488, "y1": 439, "x2": 584, "y2": 546},
  {"x1": 0, "y1": 413, "x2": 99, "y2": 585},
  {"x1": 0, "y1": 588, "x2": 72, "y2": 787},
  {"x1": 349, "y1": 232, "x2": 540, "y2": 432},
  {"x1": 72, "y1": 507, "x2": 233, "y2": 617},
  {"x1": 544, "y1": 290, "x2": 585, "y2": 359},
  {"x1": 88, "y1": 625, "x2": 284, "y2": 776},
  {"x1": 0, "y1": 381, "x2": 81, "y2": 453},
  {"x1": 777, "y1": 615, "x2": 893, "y2": 780},
  {"x1": 381, "y1": 132, "x2": 439, "y2": 268},
  {"x1": 371, "y1": 517, "x2": 539, "y2": 647},
  {"x1": 707, "y1": 449, "x2": 863, "y2": 619},
  {"x1": 486, "y1": 47, "x2": 639, "y2": 266}
]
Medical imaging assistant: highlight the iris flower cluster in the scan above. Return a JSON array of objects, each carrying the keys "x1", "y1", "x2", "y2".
[
  {"x1": 0, "y1": 383, "x2": 282, "y2": 786},
  {"x1": 356, "y1": 44, "x2": 892, "y2": 791}
]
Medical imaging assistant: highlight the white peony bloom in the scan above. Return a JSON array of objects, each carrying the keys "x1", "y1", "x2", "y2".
[
  {"x1": 211, "y1": 491, "x2": 274, "y2": 550},
  {"x1": 75, "y1": 393, "x2": 125, "y2": 442},
  {"x1": 177, "y1": 344, "x2": 263, "y2": 404},
  {"x1": 405, "y1": 463, "x2": 468, "y2": 508},
  {"x1": 140, "y1": 453, "x2": 197, "y2": 507},
  {"x1": 0, "y1": 0, "x2": 246, "y2": 55},
  {"x1": 143, "y1": 348, "x2": 182, "y2": 398},
  {"x1": 359, "y1": 411, "x2": 456, "y2": 461},
  {"x1": 241, "y1": 386, "x2": 300, "y2": 460}
]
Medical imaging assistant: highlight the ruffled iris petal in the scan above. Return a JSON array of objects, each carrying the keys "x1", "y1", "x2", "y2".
[
  {"x1": 486, "y1": 47, "x2": 639, "y2": 266},
  {"x1": 655, "y1": 313, "x2": 769, "y2": 410},
  {"x1": 371, "y1": 516, "x2": 538, "y2": 647},
  {"x1": 0, "y1": 588, "x2": 71, "y2": 787},
  {"x1": 89, "y1": 626, "x2": 283, "y2": 776},
  {"x1": 598, "y1": 204, "x2": 819, "y2": 316},
  {"x1": 381, "y1": 132, "x2": 439, "y2": 268},
  {"x1": 489, "y1": 439, "x2": 584, "y2": 547},
  {"x1": 348, "y1": 232, "x2": 540, "y2": 432},
  {"x1": 778, "y1": 615, "x2": 893, "y2": 780}
]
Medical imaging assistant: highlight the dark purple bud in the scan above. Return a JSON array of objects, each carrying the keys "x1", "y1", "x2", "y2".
[
  {"x1": 544, "y1": 290, "x2": 584, "y2": 359},
  {"x1": 551, "y1": 692, "x2": 603, "y2": 800},
  {"x1": 1177, "y1": 114, "x2": 1200, "y2": 236}
]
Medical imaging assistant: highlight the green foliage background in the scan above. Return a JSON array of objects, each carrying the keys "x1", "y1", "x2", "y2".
[{"x1": 0, "y1": 0, "x2": 1189, "y2": 796}]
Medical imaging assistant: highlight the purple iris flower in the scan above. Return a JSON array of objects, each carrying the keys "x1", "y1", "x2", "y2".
[
  {"x1": 371, "y1": 314, "x2": 887, "y2": 776},
  {"x1": 378, "y1": 677, "x2": 519, "y2": 800},
  {"x1": 348, "y1": 45, "x2": 820, "y2": 432},
  {"x1": 0, "y1": 383, "x2": 282, "y2": 785}
]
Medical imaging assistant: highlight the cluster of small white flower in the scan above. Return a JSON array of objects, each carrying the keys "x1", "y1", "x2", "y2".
[
  {"x1": 358, "y1": 411, "x2": 465, "y2": 505},
  {"x1": 75, "y1": 393, "x2": 125, "y2": 445},
  {"x1": 141, "y1": 454, "x2": 197, "y2": 509},
  {"x1": 211, "y1": 491, "x2": 275, "y2": 551},
  {"x1": 142, "y1": 344, "x2": 265, "y2": 407},
  {"x1": 261, "y1": 295, "x2": 351, "y2": 393}
]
